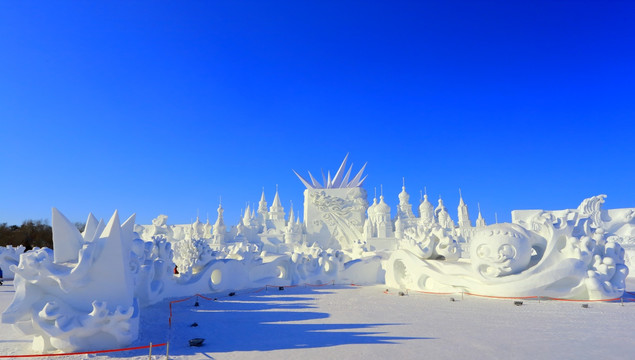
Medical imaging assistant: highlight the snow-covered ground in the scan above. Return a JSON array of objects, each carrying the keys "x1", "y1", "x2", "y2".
[{"x1": 2, "y1": 279, "x2": 635, "y2": 360}]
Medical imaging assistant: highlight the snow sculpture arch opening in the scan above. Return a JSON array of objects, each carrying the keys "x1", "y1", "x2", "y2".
[{"x1": 211, "y1": 269, "x2": 222, "y2": 285}]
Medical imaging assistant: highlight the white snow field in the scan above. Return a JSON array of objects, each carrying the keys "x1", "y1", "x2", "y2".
[{"x1": 2, "y1": 279, "x2": 635, "y2": 360}]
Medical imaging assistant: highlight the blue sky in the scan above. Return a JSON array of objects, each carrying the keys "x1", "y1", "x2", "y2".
[{"x1": 1, "y1": 1, "x2": 634, "y2": 227}]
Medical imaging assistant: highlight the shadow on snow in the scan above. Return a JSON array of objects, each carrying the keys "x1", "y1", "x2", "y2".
[{"x1": 129, "y1": 285, "x2": 430, "y2": 357}]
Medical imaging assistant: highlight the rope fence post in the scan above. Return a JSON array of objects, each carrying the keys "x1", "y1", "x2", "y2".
[
  {"x1": 165, "y1": 341, "x2": 169, "y2": 360},
  {"x1": 148, "y1": 342, "x2": 152, "y2": 360}
]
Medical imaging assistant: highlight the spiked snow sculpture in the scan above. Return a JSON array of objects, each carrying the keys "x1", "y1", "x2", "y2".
[
  {"x1": 296, "y1": 155, "x2": 369, "y2": 250},
  {"x1": 293, "y1": 153, "x2": 368, "y2": 189},
  {"x1": 1, "y1": 209, "x2": 139, "y2": 353}
]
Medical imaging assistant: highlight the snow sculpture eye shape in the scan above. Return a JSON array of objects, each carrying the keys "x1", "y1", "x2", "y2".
[
  {"x1": 470, "y1": 224, "x2": 533, "y2": 278},
  {"x1": 476, "y1": 244, "x2": 490, "y2": 259},
  {"x1": 499, "y1": 244, "x2": 516, "y2": 259}
]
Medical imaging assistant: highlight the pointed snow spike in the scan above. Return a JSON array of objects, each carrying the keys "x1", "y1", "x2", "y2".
[
  {"x1": 321, "y1": 169, "x2": 327, "y2": 189},
  {"x1": 272, "y1": 188, "x2": 283, "y2": 208},
  {"x1": 289, "y1": 202, "x2": 295, "y2": 223},
  {"x1": 93, "y1": 210, "x2": 134, "y2": 306},
  {"x1": 82, "y1": 212, "x2": 100, "y2": 241},
  {"x1": 331, "y1": 153, "x2": 349, "y2": 188},
  {"x1": 89, "y1": 219, "x2": 106, "y2": 243},
  {"x1": 52, "y1": 208, "x2": 84, "y2": 264},
  {"x1": 327, "y1": 170, "x2": 332, "y2": 189},
  {"x1": 293, "y1": 169, "x2": 314, "y2": 189},
  {"x1": 349, "y1": 162, "x2": 367, "y2": 187},
  {"x1": 101, "y1": 210, "x2": 121, "y2": 240},
  {"x1": 121, "y1": 213, "x2": 136, "y2": 241},
  {"x1": 308, "y1": 171, "x2": 322, "y2": 188},
  {"x1": 358, "y1": 174, "x2": 369, "y2": 187},
  {"x1": 341, "y1": 163, "x2": 354, "y2": 188}
]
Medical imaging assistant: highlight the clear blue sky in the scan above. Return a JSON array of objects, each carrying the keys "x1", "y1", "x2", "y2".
[{"x1": 1, "y1": 1, "x2": 633, "y2": 227}]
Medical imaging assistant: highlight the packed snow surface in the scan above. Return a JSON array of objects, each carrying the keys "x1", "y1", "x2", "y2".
[{"x1": 1, "y1": 278, "x2": 634, "y2": 360}]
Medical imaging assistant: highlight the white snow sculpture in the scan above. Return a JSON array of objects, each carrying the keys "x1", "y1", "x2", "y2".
[
  {"x1": 296, "y1": 156, "x2": 369, "y2": 250},
  {"x1": 399, "y1": 225, "x2": 461, "y2": 261},
  {"x1": 1, "y1": 209, "x2": 139, "y2": 353},
  {"x1": 172, "y1": 237, "x2": 214, "y2": 275},
  {"x1": 130, "y1": 235, "x2": 175, "y2": 307},
  {"x1": 386, "y1": 196, "x2": 629, "y2": 300},
  {"x1": 0, "y1": 245, "x2": 25, "y2": 279}
]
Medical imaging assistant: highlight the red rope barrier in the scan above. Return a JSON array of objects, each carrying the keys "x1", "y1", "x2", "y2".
[
  {"x1": 0, "y1": 342, "x2": 166, "y2": 358},
  {"x1": 464, "y1": 292, "x2": 539, "y2": 300},
  {"x1": 544, "y1": 296, "x2": 623, "y2": 302},
  {"x1": 383, "y1": 287, "x2": 634, "y2": 303},
  {"x1": 414, "y1": 290, "x2": 457, "y2": 295}
]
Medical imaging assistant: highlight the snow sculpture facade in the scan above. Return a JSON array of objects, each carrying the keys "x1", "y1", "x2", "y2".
[
  {"x1": 295, "y1": 155, "x2": 369, "y2": 250},
  {"x1": 386, "y1": 195, "x2": 630, "y2": 300}
]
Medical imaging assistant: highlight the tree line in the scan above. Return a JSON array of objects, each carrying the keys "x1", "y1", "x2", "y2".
[{"x1": 0, "y1": 220, "x2": 85, "y2": 250}]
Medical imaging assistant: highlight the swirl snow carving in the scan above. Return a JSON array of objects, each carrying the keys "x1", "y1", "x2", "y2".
[{"x1": 386, "y1": 196, "x2": 629, "y2": 300}]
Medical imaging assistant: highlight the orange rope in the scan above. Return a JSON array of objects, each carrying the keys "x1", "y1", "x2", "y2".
[{"x1": 0, "y1": 343, "x2": 166, "y2": 358}]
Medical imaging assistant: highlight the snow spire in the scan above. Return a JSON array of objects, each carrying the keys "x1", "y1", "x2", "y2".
[
  {"x1": 457, "y1": 188, "x2": 471, "y2": 228},
  {"x1": 397, "y1": 177, "x2": 415, "y2": 219},
  {"x1": 419, "y1": 188, "x2": 434, "y2": 225},
  {"x1": 269, "y1": 185, "x2": 285, "y2": 221},
  {"x1": 243, "y1": 203, "x2": 252, "y2": 225},
  {"x1": 214, "y1": 202, "x2": 225, "y2": 229},
  {"x1": 257, "y1": 187, "x2": 268, "y2": 222},
  {"x1": 476, "y1": 202, "x2": 486, "y2": 227},
  {"x1": 213, "y1": 200, "x2": 226, "y2": 244},
  {"x1": 271, "y1": 185, "x2": 283, "y2": 211},
  {"x1": 288, "y1": 200, "x2": 295, "y2": 224}
]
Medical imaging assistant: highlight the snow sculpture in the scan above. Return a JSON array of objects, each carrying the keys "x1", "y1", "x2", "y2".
[
  {"x1": 130, "y1": 235, "x2": 175, "y2": 307},
  {"x1": 1, "y1": 209, "x2": 139, "y2": 353},
  {"x1": 295, "y1": 155, "x2": 369, "y2": 250},
  {"x1": 172, "y1": 237, "x2": 214, "y2": 275},
  {"x1": 0, "y1": 245, "x2": 25, "y2": 279},
  {"x1": 386, "y1": 195, "x2": 629, "y2": 300}
]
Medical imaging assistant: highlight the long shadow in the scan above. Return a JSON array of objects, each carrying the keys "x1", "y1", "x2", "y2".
[{"x1": 127, "y1": 285, "x2": 431, "y2": 358}]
